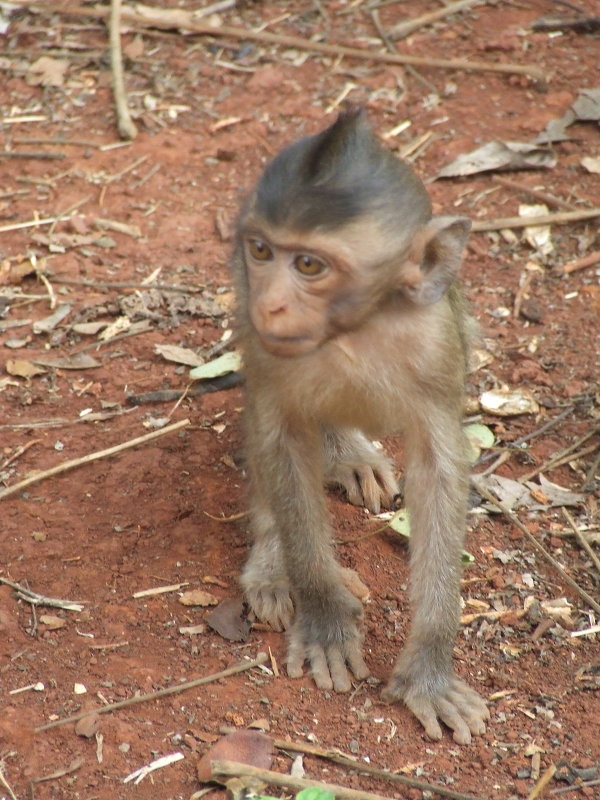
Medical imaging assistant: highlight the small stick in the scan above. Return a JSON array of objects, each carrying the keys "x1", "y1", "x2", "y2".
[
  {"x1": 519, "y1": 426, "x2": 600, "y2": 482},
  {"x1": 0, "y1": 215, "x2": 73, "y2": 233},
  {"x1": 11, "y1": 1, "x2": 547, "y2": 81},
  {"x1": 562, "y1": 507, "x2": 600, "y2": 577},
  {"x1": 0, "y1": 418, "x2": 190, "y2": 501},
  {"x1": 211, "y1": 760, "x2": 396, "y2": 800},
  {"x1": 471, "y1": 477, "x2": 600, "y2": 616},
  {"x1": 491, "y1": 175, "x2": 575, "y2": 211},
  {"x1": 527, "y1": 763, "x2": 557, "y2": 800},
  {"x1": 30, "y1": 757, "x2": 84, "y2": 785},
  {"x1": 0, "y1": 150, "x2": 65, "y2": 160},
  {"x1": 389, "y1": 0, "x2": 483, "y2": 40},
  {"x1": 272, "y1": 739, "x2": 484, "y2": 800},
  {"x1": 14, "y1": 136, "x2": 101, "y2": 147},
  {"x1": 51, "y1": 276, "x2": 206, "y2": 293},
  {"x1": 471, "y1": 207, "x2": 600, "y2": 233},
  {"x1": 35, "y1": 653, "x2": 268, "y2": 732},
  {"x1": 583, "y1": 450, "x2": 600, "y2": 492},
  {"x1": 560, "y1": 249, "x2": 600, "y2": 275},
  {"x1": 0, "y1": 765, "x2": 18, "y2": 800},
  {"x1": 0, "y1": 576, "x2": 84, "y2": 611},
  {"x1": 109, "y1": 0, "x2": 137, "y2": 139},
  {"x1": 0, "y1": 439, "x2": 42, "y2": 470}
]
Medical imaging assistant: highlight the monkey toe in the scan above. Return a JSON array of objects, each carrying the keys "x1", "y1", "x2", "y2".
[
  {"x1": 340, "y1": 567, "x2": 370, "y2": 602},
  {"x1": 245, "y1": 586, "x2": 294, "y2": 632}
]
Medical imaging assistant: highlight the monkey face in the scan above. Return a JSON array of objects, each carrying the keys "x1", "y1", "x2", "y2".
[{"x1": 242, "y1": 229, "x2": 340, "y2": 358}]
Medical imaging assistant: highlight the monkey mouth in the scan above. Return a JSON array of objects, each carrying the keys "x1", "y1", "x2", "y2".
[{"x1": 258, "y1": 333, "x2": 319, "y2": 358}]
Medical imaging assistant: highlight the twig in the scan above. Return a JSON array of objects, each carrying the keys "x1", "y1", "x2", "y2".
[
  {"x1": 471, "y1": 207, "x2": 600, "y2": 233},
  {"x1": 471, "y1": 477, "x2": 600, "y2": 616},
  {"x1": 30, "y1": 757, "x2": 84, "y2": 784},
  {"x1": 13, "y1": 1, "x2": 547, "y2": 81},
  {"x1": 109, "y1": 0, "x2": 137, "y2": 139},
  {"x1": 0, "y1": 764, "x2": 18, "y2": 800},
  {"x1": 551, "y1": 778, "x2": 600, "y2": 795},
  {"x1": 126, "y1": 372, "x2": 243, "y2": 405},
  {"x1": 519, "y1": 426, "x2": 600, "y2": 482},
  {"x1": 476, "y1": 405, "x2": 574, "y2": 467},
  {"x1": 0, "y1": 439, "x2": 42, "y2": 470},
  {"x1": 527, "y1": 764, "x2": 557, "y2": 800},
  {"x1": 211, "y1": 760, "x2": 395, "y2": 800},
  {"x1": 389, "y1": 0, "x2": 483, "y2": 40},
  {"x1": 0, "y1": 418, "x2": 190, "y2": 501},
  {"x1": 0, "y1": 215, "x2": 73, "y2": 233},
  {"x1": 35, "y1": 653, "x2": 268, "y2": 732},
  {"x1": 51, "y1": 275, "x2": 205, "y2": 292},
  {"x1": 0, "y1": 150, "x2": 65, "y2": 159},
  {"x1": 272, "y1": 739, "x2": 484, "y2": 800},
  {"x1": 0, "y1": 576, "x2": 84, "y2": 611},
  {"x1": 562, "y1": 507, "x2": 600, "y2": 577},
  {"x1": 583, "y1": 450, "x2": 600, "y2": 492},
  {"x1": 491, "y1": 175, "x2": 575, "y2": 211},
  {"x1": 560, "y1": 249, "x2": 600, "y2": 275}
]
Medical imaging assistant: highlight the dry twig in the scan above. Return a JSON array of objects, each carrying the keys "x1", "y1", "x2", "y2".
[
  {"x1": 562, "y1": 507, "x2": 600, "y2": 578},
  {"x1": 109, "y1": 0, "x2": 137, "y2": 139},
  {"x1": 471, "y1": 207, "x2": 600, "y2": 233},
  {"x1": 0, "y1": 418, "x2": 190, "y2": 501},
  {"x1": 491, "y1": 175, "x2": 575, "y2": 211},
  {"x1": 14, "y1": 1, "x2": 546, "y2": 81},
  {"x1": 272, "y1": 739, "x2": 484, "y2": 800},
  {"x1": 35, "y1": 653, "x2": 268, "y2": 732},
  {"x1": 389, "y1": 0, "x2": 483, "y2": 40},
  {"x1": 471, "y1": 477, "x2": 600, "y2": 616},
  {"x1": 519, "y1": 426, "x2": 600, "y2": 482},
  {"x1": 0, "y1": 576, "x2": 84, "y2": 611},
  {"x1": 560, "y1": 249, "x2": 600, "y2": 275}
]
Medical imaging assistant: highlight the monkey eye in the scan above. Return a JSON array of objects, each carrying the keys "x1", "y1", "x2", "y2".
[
  {"x1": 294, "y1": 254, "x2": 326, "y2": 277},
  {"x1": 247, "y1": 238, "x2": 273, "y2": 261}
]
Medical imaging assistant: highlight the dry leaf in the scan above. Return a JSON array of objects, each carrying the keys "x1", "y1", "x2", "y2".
[
  {"x1": 196, "y1": 730, "x2": 273, "y2": 783},
  {"x1": 39, "y1": 614, "x2": 66, "y2": 629},
  {"x1": 178, "y1": 589, "x2": 218, "y2": 607},
  {"x1": 6, "y1": 359, "x2": 47, "y2": 379},
  {"x1": 206, "y1": 597, "x2": 251, "y2": 641},
  {"x1": 27, "y1": 56, "x2": 68, "y2": 87},
  {"x1": 32, "y1": 353, "x2": 101, "y2": 370},
  {"x1": 32, "y1": 303, "x2": 72, "y2": 334},
  {"x1": 480, "y1": 388, "x2": 539, "y2": 416},
  {"x1": 437, "y1": 141, "x2": 556, "y2": 178},
  {"x1": 154, "y1": 344, "x2": 204, "y2": 367},
  {"x1": 75, "y1": 713, "x2": 101, "y2": 738}
]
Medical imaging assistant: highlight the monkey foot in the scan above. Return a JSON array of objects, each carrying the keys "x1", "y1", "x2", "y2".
[
  {"x1": 383, "y1": 672, "x2": 490, "y2": 745},
  {"x1": 340, "y1": 567, "x2": 370, "y2": 601},
  {"x1": 324, "y1": 430, "x2": 397, "y2": 514},
  {"x1": 243, "y1": 582, "x2": 294, "y2": 632},
  {"x1": 287, "y1": 629, "x2": 370, "y2": 693}
]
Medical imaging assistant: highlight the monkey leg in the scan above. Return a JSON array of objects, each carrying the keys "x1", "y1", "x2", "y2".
[
  {"x1": 241, "y1": 500, "x2": 294, "y2": 632},
  {"x1": 382, "y1": 414, "x2": 489, "y2": 744},
  {"x1": 323, "y1": 428, "x2": 397, "y2": 514}
]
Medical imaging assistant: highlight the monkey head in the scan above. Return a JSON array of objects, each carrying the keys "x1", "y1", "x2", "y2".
[{"x1": 237, "y1": 108, "x2": 470, "y2": 358}]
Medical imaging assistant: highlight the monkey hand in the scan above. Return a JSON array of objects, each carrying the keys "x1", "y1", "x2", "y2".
[
  {"x1": 324, "y1": 430, "x2": 397, "y2": 514},
  {"x1": 382, "y1": 652, "x2": 490, "y2": 745},
  {"x1": 286, "y1": 586, "x2": 370, "y2": 692}
]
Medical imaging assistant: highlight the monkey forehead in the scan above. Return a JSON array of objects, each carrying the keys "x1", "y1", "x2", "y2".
[{"x1": 241, "y1": 213, "x2": 414, "y2": 270}]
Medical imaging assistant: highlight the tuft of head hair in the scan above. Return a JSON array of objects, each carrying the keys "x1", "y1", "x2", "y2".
[{"x1": 255, "y1": 107, "x2": 431, "y2": 233}]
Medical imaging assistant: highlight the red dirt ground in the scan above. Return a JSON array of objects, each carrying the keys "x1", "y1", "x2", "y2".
[{"x1": 1, "y1": 2, "x2": 599, "y2": 799}]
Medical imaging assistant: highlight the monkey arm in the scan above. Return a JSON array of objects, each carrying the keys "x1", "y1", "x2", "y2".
[
  {"x1": 382, "y1": 408, "x2": 490, "y2": 745},
  {"x1": 243, "y1": 390, "x2": 370, "y2": 692}
]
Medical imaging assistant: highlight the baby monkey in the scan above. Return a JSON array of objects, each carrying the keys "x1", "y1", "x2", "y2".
[{"x1": 232, "y1": 108, "x2": 489, "y2": 744}]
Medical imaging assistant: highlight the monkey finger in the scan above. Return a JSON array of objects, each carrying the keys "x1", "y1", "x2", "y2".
[
  {"x1": 286, "y1": 630, "x2": 307, "y2": 680},
  {"x1": 404, "y1": 697, "x2": 444, "y2": 742},
  {"x1": 354, "y1": 466, "x2": 382, "y2": 514},
  {"x1": 321, "y1": 645, "x2": 352, "y2": 692},
  {"x1": 334, "y1": 467, "x2": 365, "y2": 507},
  {"x1": 344, "y1": 641, "x2": 370, "y2": 681},
  {"x1": 433, "y1": 696, "x2": 473, "y2": 746},
  {"x1": 307, "y1": 643, "x2": 335, "y2": 690}
]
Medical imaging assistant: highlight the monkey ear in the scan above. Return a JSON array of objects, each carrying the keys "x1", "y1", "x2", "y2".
[{"x1": 402, "y1": 216, "x2": 471, "y2": 306}]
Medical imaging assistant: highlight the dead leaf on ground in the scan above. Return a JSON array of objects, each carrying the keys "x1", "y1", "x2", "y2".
[
  {"x1": 178, "y1": 589, "x2": 218, "y2": 607},
  {"x1": 39, "y1": 614, "x2": 66, "y2": 629},
  {"x1": 196, "y1": 729, "x2": 274, "y2": 783},
  {"x1": 480, "y1": 387, "x2": 539, "y2": 416},
  {"x1": 26, "y1": 56, "x2": 68, "y2": 87},
  {"x1": 32, "y1": 353, "x2": 101, "y2": 370},
  {"x1": 206, "y1": 597, "x2": 251, "y2": 641},
  {"x1": 32, "y1": 304, "x2": 72, "y2": 334},
  {"x1": 437, "y1": 141, "x2": 556, "y2": 178},
  {"x1": 154, "y1": 343, "x2": 204, "y2": 367},
  {"x1": 6, "y1": 359, "x2": 47, "y2": 379},
  {"x1": 75, "y1": 713, "x2": 101, "y2": 738}
]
